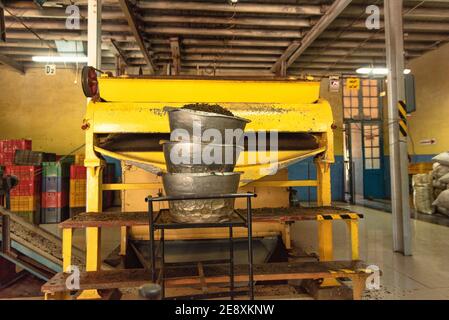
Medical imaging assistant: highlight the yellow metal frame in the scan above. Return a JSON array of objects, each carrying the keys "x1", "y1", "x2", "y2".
[{"x1": 61, "y1": 76, "x2": 360, "y2": 298}]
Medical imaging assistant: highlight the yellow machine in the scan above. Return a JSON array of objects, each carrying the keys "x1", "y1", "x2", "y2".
[{"x1": 61, "y1": 76, "x2": 361, "y2": 299}]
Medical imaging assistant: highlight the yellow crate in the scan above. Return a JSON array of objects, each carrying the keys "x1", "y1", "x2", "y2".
[
  {"x1": 10, "y1": 195, "x2": 40, "y2": 212},
  {"x1": 75, "y1": 154, "x2": 85, "y2": 166},
  {"x1": 70, "y1": 192, "x2": 86, "y2": 208},
  {"x1": 70, "y1": 179, "x2": 86, "y2": 194}
]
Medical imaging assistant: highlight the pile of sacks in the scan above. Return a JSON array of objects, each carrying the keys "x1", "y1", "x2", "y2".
[
  {"x1": 432, "y1": 152, "x2": 449, "y2": 216},
  {"x1": 413, "y1": 152, "x2": 449, "y2": 216}
]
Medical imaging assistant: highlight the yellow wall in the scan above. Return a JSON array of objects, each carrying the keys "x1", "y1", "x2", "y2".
[
  {"x1": 320, "y1": 78, "x2": 344, "y2": 156},
  {"x1": 0, "y1": 67, "x2": 85, "y2": 155},
  {"x1": 408, "y1": 42, "x2": 449, "y2": 155}
]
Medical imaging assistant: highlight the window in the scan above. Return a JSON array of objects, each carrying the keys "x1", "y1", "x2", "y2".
[
  {"x1": 362, "y1": 79, "x2": 380, "y2": 119},
  {"x1": 343, "y1": 78, "x2": 381, "y2": 121},
  {"x1": 364, "y1": 125, "x2": 381, "y2": 170},
  {"x1": 343, "y1": 85, "x2": 360, "y2": 119}
]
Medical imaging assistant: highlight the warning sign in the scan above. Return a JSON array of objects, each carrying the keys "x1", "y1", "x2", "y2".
[
  {"x1": 346, "y1": 78, "x2": 360, "y2": 90},
  {"x1": 329, "y1": 76, "x2": 340, "y2": 93}
]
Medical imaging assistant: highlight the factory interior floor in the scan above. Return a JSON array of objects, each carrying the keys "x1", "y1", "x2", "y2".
[{"x1": 38, "y1": 205, "x2": 449, "y2": 300}]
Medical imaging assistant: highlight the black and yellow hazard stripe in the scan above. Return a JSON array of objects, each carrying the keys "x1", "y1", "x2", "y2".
[
  {"x1": 398, "y1": 101, "x2": 408, "y2": 138},
  {"x1": 317, "y1": 213, "x2": 363, "y2": 221}
]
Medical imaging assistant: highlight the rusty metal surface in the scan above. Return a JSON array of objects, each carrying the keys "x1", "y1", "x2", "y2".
[
  {"x1": 58, "y1": 207, "x2": 362, "y2": 228},
  {"x1": 42, "y1": 260, "x2": 372, "y2": 294}
]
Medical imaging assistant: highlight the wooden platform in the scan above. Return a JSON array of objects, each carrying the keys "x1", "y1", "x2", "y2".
[
  {"x1": 42, "y1": 260, "x2": 372, "y2": 300},
  {"x1": 59, "y1": 207, "x2": 363, "y2": 229}
]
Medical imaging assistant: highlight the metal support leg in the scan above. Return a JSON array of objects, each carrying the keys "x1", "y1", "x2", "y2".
[
  {"x1": 161, "y1": 228, "x2": 165, "y2": 299},
  {"x1": 346, "y1": 220, "x2": 359, "y2": 261},
  {"x1": 148, "y1": 198, "x2": 155, "y2": 283},
  {"x1": 318, "y1": 220, "x2": 339, "y2": 287},
  {"x1": 229, "y1": 226, "x2": 234, "y2": 300},
  {"x1": 282, "y1": 222, "x2": 292, "y2": 250},
  {"x1": 120, "y1": 226, "x2": 127, "y2": 256},
  {"x1": 62, "y1": 228, "x2": 73, "y2": 272},
  {"x1": 316, "y1": 160, "x2": 332, "y2": 206},
  {"x1": 1, "y1": 214, "x2": 10, "y2": 254},
  {"x1": 318, "y1": 220, "x2": 333, "y2": 261},
  {"x1": 78, "y1": 165, "x2": 103, "y2": 300},
  {"x1": 247, "y1": 196, "x2": 254, "y2": 300}
]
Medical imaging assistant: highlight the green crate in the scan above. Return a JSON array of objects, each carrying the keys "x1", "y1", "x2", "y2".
[
  {"x1": 12, "y1": 211, "x2": 39, "y2": 225},
  {"x1": 42, "y1": 162, "x2": 71, "y2": 177}
]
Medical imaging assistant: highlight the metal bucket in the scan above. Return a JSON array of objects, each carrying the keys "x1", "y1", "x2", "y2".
[
  {"x1": 162, "y1": 141, "x2": 243, "y2": 173},
  {"x1": 167, "y1": 108, "x2": 250, "y2": 145},
  {"x1": 162, "y1": 172, "x2": 242, "y2": 223}
]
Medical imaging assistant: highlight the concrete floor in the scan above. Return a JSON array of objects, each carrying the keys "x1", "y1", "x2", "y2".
[
  {"x1": 293, "y1": 205, "x2": 449, "y2": 300},
  {"x1": 41, "y1": 205, "x2": 449, "y2": 300}
]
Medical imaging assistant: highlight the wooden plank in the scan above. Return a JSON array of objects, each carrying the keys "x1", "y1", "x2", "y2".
[{"x1": 42, "y1": 260, "x2": 372, "y2": 293}]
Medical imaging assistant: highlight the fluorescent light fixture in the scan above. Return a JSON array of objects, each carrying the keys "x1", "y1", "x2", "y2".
[
  {"x1": 32, "y1": 55, "x2": 88, "y2": 63},
  {"x1": 356, "y1": 67, "x2": 411, "y2": 75}
]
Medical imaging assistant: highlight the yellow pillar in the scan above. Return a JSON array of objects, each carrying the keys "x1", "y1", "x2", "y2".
[
  {"x1": 62, "y1": 228, "x2": 73, "y2": 272},
  {"x1": 120, "y1": 226, "x2": 128, "y2": 256},
  {"x1": 316, "y1": 159, "x2": 333, "y2": 260},
  {"x1": 316, "y1": 159, "x2": 338, "y2": 286},
  {"x1": 77, "y1": 165, "x2": 103, "y2": 300},
  {"x1": 78, "y1": 120, "x2": 104, "y2": 299},
  {"x1": 317, "y1": 220, "x2": 333, "y2": 261},
  {"x1": 316, "y1": 160, "x2": 331, "y2": 207},
  {"x1": 346, "y1": 220, "x2": 360, "y2": 260}
]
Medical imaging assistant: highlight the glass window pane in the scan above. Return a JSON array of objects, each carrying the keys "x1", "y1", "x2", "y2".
[
  {"x1": 370, "y1": 86, "x2": 378, "y2": 96},
  {"x1": 363, "y1": 86, "x2": 370, "y2": 96},
  {"x1": 365, "y1": 159, "x2": 373, "y2": 169},
  {"x1": 351, "y1": 97, "x2": 358, "y2": 107},
  {"x1": 370, "y1": 79, "x2": 378, "y2": 86},
  {"x1": 365, "y1": 148, "x2": 372, "y2": 158},
  {"x1": 344, "y1": 109, "x2": 351, "y2": 119},
  {"x1": 344, "y1": 97, "x2": 351, "y2": 107},
  {"x1": 373, "y1": 159, "x2": 381, "y2": 169},
  {"x1": 363, "y1": 97, "x2": 370, "y2": 108},
  {"x1": 371, "y1": 108, "x2": 379, "y2": 119},
  {"x1": 373, "y1": 148, "x2": 380, "y2": 158},
  {"x1": 352, "y1": 108, "x2": 359, "y2": 117},
  {"x1": 371, "y1": 97, "x2": 378, "y2": 108}
]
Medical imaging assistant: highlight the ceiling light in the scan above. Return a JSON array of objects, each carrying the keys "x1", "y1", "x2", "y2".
[
  {"x1": 356, "y1": 67, "x2": 411, "y2": 75},
  {"x1": 32, "y1": 56, "x2": 88, "y2": 63}
]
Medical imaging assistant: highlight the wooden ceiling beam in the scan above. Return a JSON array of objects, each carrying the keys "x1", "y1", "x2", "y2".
[
  {"x1": 272, "y1": 0, "x2": 352, "y2": 74},
  {"x1": 138, "y1": 1, "x2": 325, "y2": 16},
  {"x1": 118, "y1": 0, "x2": 155, "y2": 73},
  {"x1": 169, "y1": 37, "x2": 180, "y2": 75},
  {"x1": 0, "y1": 53, "x2": 25, "y2": 74}
]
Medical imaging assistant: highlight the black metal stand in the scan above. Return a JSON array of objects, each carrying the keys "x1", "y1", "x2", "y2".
[{"x1": 146, "y1": 193, "x2": 256, "y2": 300}]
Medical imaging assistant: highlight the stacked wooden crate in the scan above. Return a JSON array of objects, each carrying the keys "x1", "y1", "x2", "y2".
[
  {"x1": 41, "y1": 162, "x2": 71, "y2": 223},
  {"x1": 5, "y1": 165, "x2": 41, "y2": 224},
  {"x1": 69, "y1": 165, "x2": 86, "y2": 217}
]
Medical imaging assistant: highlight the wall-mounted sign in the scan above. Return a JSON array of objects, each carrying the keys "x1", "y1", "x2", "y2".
[
  {"x1": 45, "y1": 64, "x2": 56, "y2": 75},
  {"x1": 419, "y1": 139, "x2": 437, "y2": 146},
  {"x1": 329, "y1": 76, "x2": 340, "y2": 93},
  {"x1": 346, "y1": 78, "x2": 360, "y2": 90}
]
